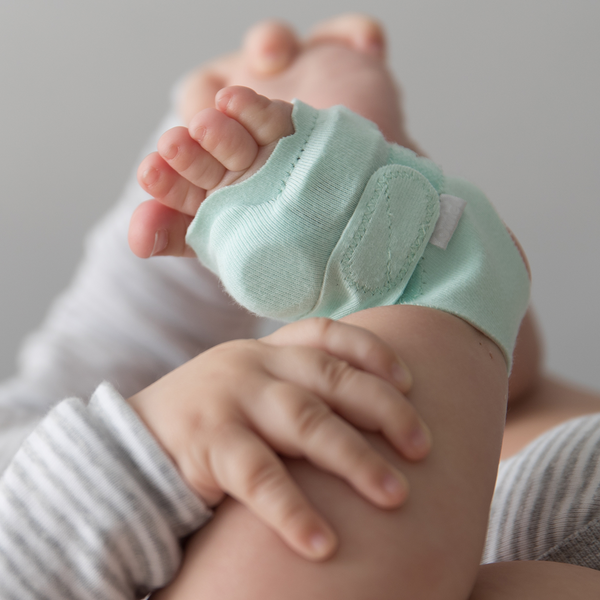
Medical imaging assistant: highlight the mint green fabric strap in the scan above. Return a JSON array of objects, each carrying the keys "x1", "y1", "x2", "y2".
[
  {"x1": 398, "y1": 176, "x2": 530, "y2": 368},
  {"x1": 186, "y1": 100, "x2": 530, "y2": 367}
]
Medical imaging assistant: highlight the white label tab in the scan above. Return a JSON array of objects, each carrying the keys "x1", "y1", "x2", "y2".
[{"x1": 429, "y1": 194, "x2": 467, "y2": 250}]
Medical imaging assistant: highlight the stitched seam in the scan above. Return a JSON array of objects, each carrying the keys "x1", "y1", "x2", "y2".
[
  {"x1": 385, "y1": 182, "x2": 394, "y2": 287},
  {"x1": 271, "y1": 109, "x2": 318, "y2": 203},
  {"x1": 197, "y1": 109, "x2": 318, "y2": 239},
  {"x1": 339, "y1": 175, "x2": 385, "y2": 293},
  {"x1": 341, "y1": 169, "x2": 438, "y2": 295}
]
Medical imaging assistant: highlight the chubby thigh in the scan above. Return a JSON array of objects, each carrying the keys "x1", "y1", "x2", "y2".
[{"x1": 153, "y1": 305, "x2": 508, "y2": 600}]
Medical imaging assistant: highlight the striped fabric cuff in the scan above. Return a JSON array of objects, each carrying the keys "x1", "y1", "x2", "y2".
[
  {"x1": 0, "y1": 382, "x2": 211, "y2": 600},
  {"x1": 484, "y1": 413, "x2": 600, "y2": 567}
]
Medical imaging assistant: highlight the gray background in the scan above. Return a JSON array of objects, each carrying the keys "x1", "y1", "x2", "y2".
[{"x1": 0, "y1": 1, "x2": 599, "y2": 388}]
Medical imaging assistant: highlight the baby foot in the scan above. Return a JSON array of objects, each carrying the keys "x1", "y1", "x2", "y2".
[
  {"x1": 178, "y1": 14, "x2": 388, "y2": 125},
  {"x1": 131, "y1": 87, "x2": 294, "y2": 258},
  {"x1": 129, "y1": 14, "x2": 421, "y2": 258},
  {"x1": 177, "y1": 20, "x2": 300, "y2": 126}
]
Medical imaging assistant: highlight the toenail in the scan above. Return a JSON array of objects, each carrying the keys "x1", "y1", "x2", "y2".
[
  {"x1": 365, "y1": 39, "x2": 385, "y2": 57},
  {"x1": 215, "y1": 90, "x2": 233, "y2": 113},
  {"x1": 161, "y1": 142, "x2": 179, "y2": 161},
  {"x1": 151, "y1": 229, "x2": 168, "y2": 257},
  {"x1": 192, "y1": 125, "x2": 207, "y2": 143},
  {"x1": 142, "y1": 167, "x2": 159, "y2": 186}
]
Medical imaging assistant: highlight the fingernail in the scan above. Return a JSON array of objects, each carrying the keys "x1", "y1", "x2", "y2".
[
  {"x1": 381, "y1": 472, "x2": 408, "y2": 502},
  {"x1": 409, "y1": 424, "x2": 432, "y2": 454},
  {"x1": 392, "y1": 361, "x2": 412, "y2": 389},
  {"x1": 142, "y1": 167, "x2": 159, "y2": 186},
  {"x1": 151, "y1": 229, "x2": 168, "y2": 257},
  {"x1": 309, "y1": 530, "x2": 335, "y2": 558}
]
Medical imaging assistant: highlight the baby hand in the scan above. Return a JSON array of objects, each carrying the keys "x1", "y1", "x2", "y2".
[{"x1": 128, "y1": 318, "x2": 431, "y2": 560}]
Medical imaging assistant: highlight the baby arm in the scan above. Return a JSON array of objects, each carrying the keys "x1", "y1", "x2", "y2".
[{"x1": 0, "y1": 382, "x2": 211, "y2": 600}]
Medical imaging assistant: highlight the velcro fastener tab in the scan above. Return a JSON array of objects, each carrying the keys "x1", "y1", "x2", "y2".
[{"x1": 311, "y1": 165, "x2": 440, "y2": 318}]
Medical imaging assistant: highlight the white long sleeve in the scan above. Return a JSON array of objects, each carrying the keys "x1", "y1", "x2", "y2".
[{"x1": 0, "y1": 382, "x2": 211, "y2": 600}]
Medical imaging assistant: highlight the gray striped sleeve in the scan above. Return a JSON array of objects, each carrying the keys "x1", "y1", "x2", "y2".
[
  {"x1": 0, "y1": 382, "x2": 212, "y2": 600},
  {"x1": 483, "y1": 413, "x2": 600, "y2": 569}
]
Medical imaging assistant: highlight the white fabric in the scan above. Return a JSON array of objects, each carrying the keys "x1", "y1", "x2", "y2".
[{"x1": 429, "y1": 194, "x2": 467, "y2": 250}]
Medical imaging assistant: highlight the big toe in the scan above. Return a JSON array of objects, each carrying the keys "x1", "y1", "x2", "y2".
[
  {"x1": 243, "y1": 20, "x2": 300, "y2": 75},
  {"x1": 308, "y1": 13, "x2": 386, "y2": 59}
]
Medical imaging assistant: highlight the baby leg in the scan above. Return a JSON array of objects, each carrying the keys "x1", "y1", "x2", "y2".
[
  {"x1": 471, "y1": 561, "x2": 600, "y2": 599},
  {"x1": 138, "y1": 85, "x2": 528, "y2": 369},
  {"x1": 130, "y1": 16, "x2": 419, "y2": 259},
  {"x1": 153, "y1": 305, "x2": 509, "y2": 600}
]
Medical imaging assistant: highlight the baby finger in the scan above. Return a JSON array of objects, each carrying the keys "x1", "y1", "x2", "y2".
[
  {"x1": 206, "y1": 420, "x2": 338, "y2": 561},
  {"x1": 247, "y1": 381, "x2": 410, "y2": 508},
  {"x1": 266, "y1": 345, "x2": 432, "y2": 461},
  {"x1": 262, "y1": 317, "x2": 413, "y2": 393}
]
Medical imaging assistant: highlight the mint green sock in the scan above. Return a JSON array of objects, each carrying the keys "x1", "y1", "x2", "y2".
[{"x1": 186, "y1": 101, "x2": 530, "y2": 368}]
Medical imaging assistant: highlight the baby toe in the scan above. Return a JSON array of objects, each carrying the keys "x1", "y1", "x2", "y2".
[
  {"x1": 189, "y1": 107, "x2": 259, "y2": 172},
  {"x1": 157, "y1": 127, "x2": 226, "y2": 191},
  {"x1": 308, "y1": 14, "x2": 386, "y2": 59},
  {"x1": 243, "y1": 20, "x2": 300, "y2": 75},
  {"x1": 138, "y1": 152, "x2": 206, "y2": 216},
  {"x1": 216, "y1": 86, "x2": 294, "y2": 147}
]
